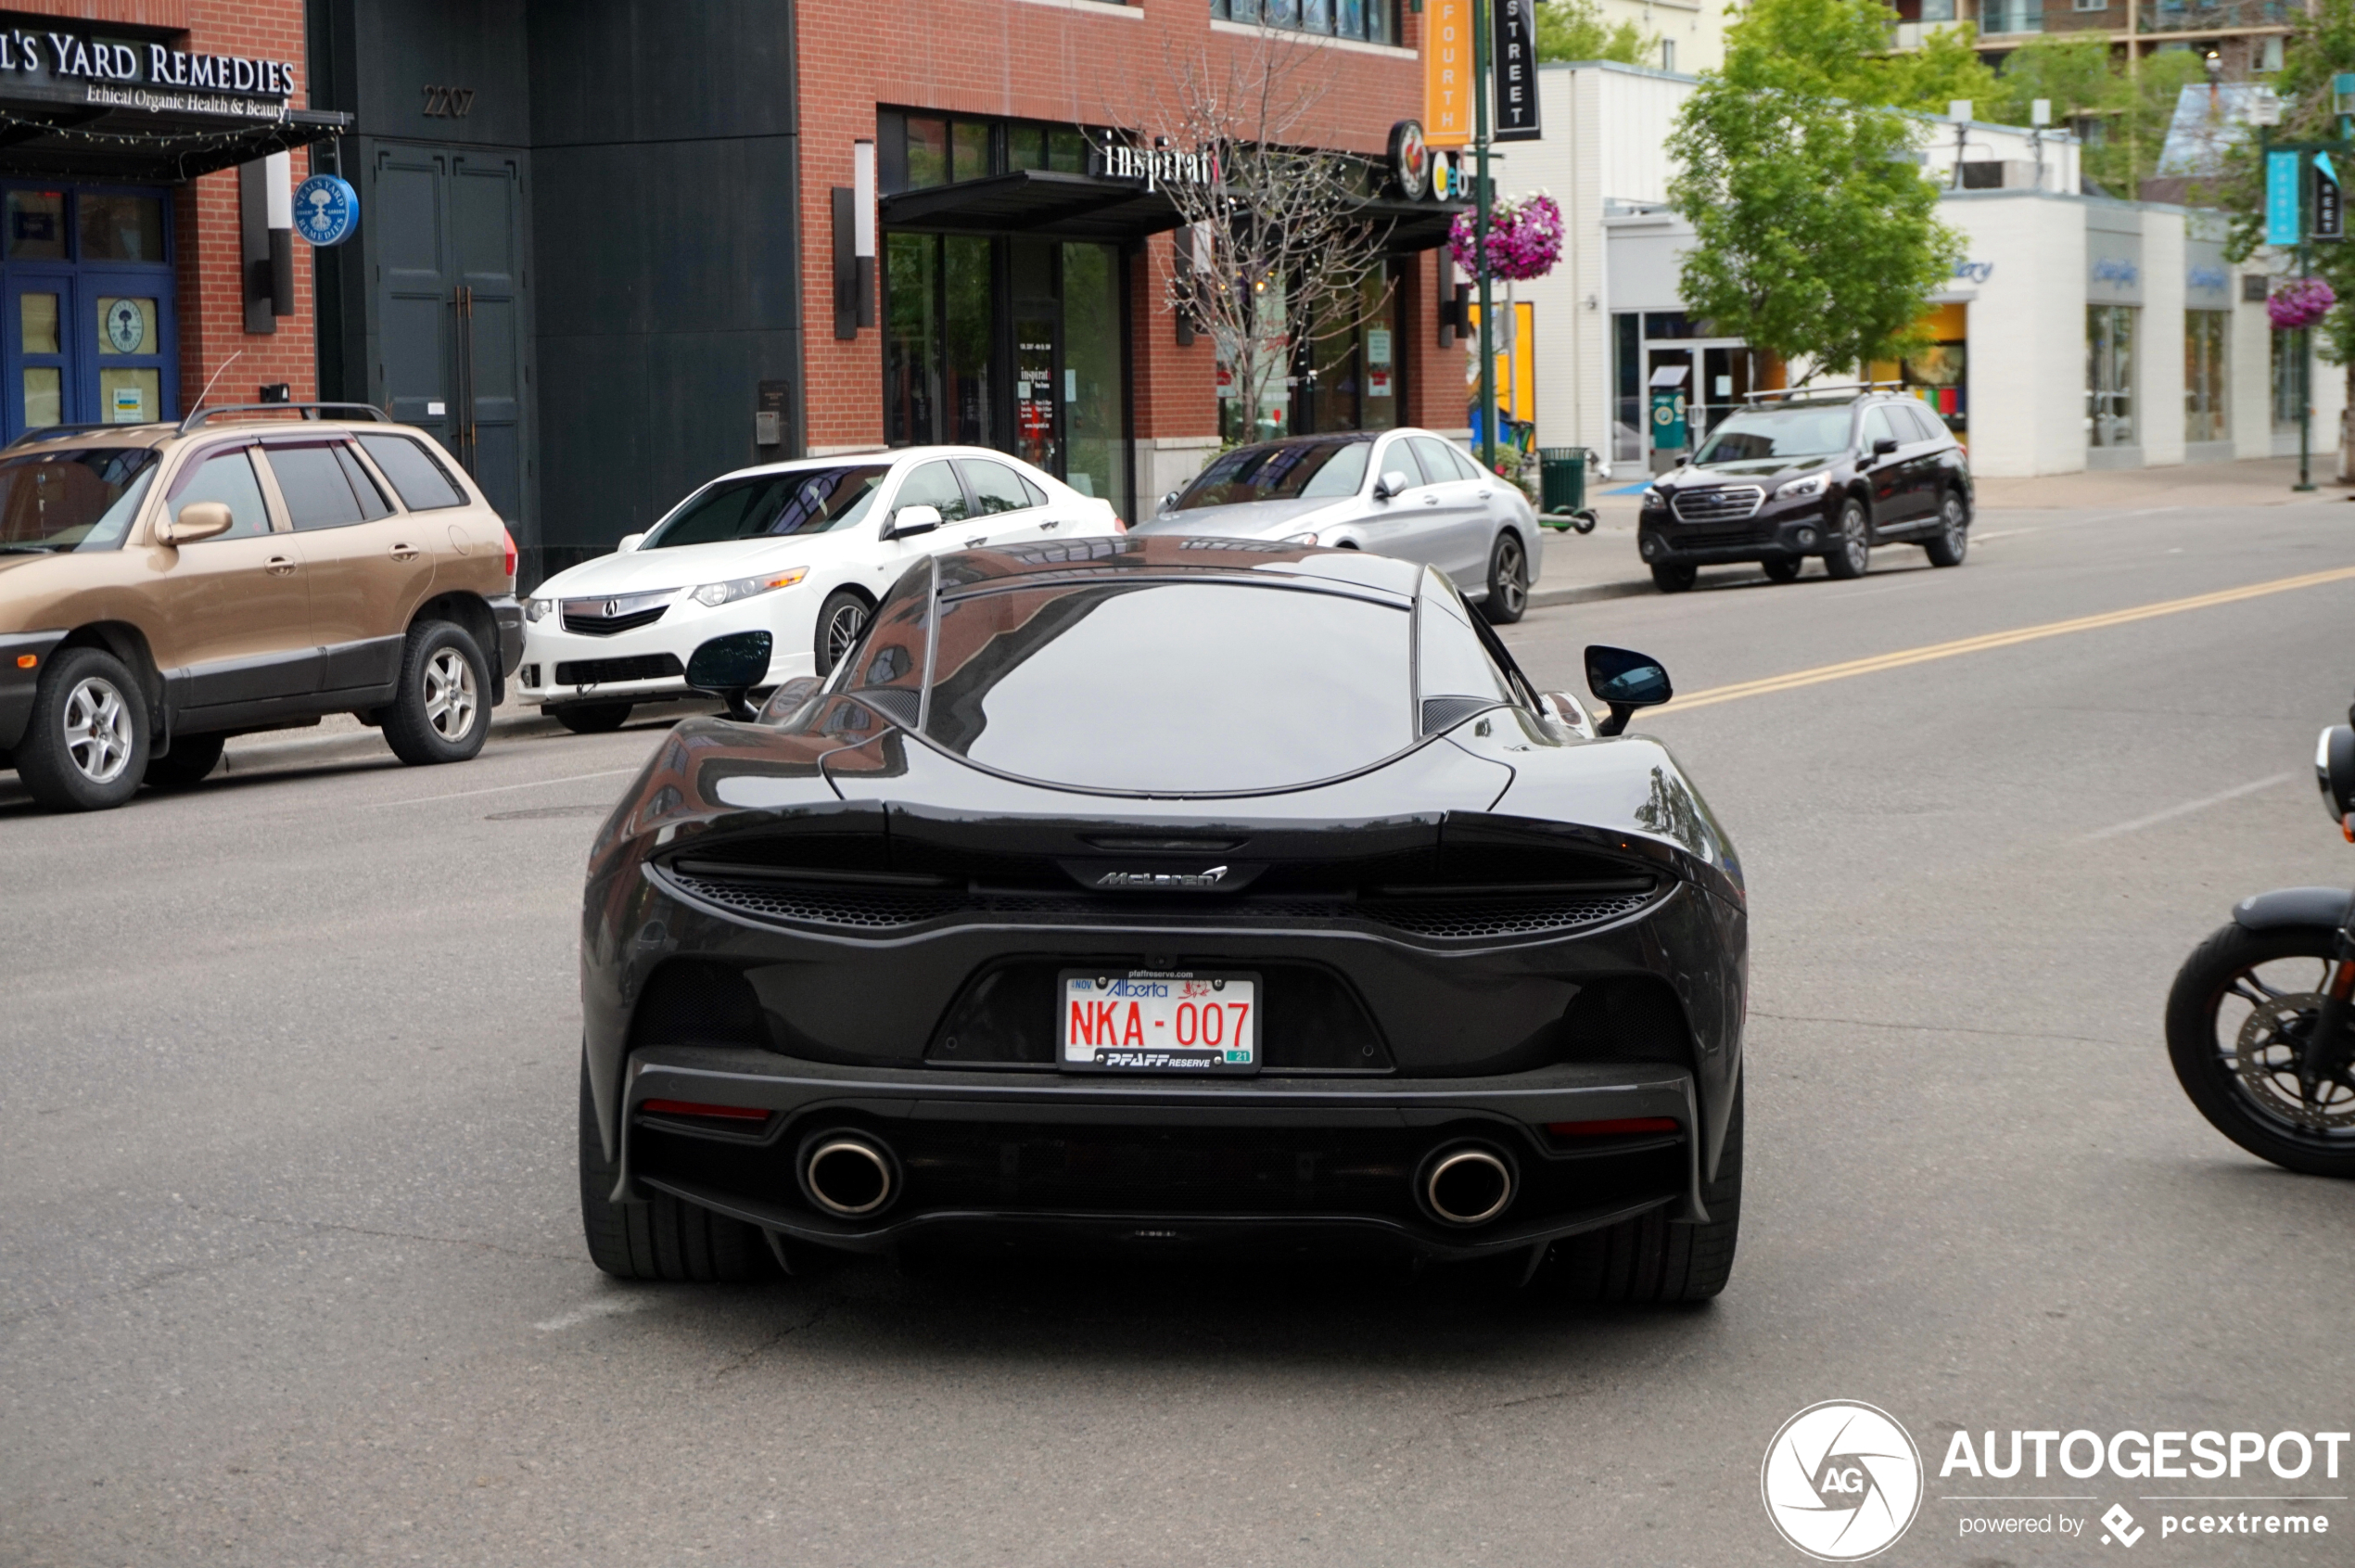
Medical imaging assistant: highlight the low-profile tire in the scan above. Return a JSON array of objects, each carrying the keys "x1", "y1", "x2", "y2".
[
  {"x1": 1650, "y1": 562, "x2": 1697, "y2": 593},
  {"x1": 1761, "y1": 556, "x2": 1803, "y2": 584},
  {"x1": 1481, "y1": 531, "x2": 1530, "y2": 624},
  {"x1": 553, "y1": 703, "x2": 632, "y2": 735},
  {"x1": 143, "y1": 731, "x2": 225, "y2": 791},
  {"x1": 1924, "y1": 489, "x2": 1969, "y2": 567},
  {"x1": 1822, "y1": 496, "x2": 1870, "y2": 580},
  {"x1": 1547, "y1": 1077, "x2": 1742, "y2": 1304},
  {"x1": 15, "y1": 645, "x2": 148, "y2": 811},
  {"x1": 380, "y1": 620, "x2": 490, "y2": 766},
  {"x1": 579, "y1": 1059, "x2": 777, "y2": 1281},
  {"x1": 2165, "y1": 922, "x2": 2355, "y2": 1179},
  {"x1": 812, "y1": 589, "x2": 872, "y2": 678}
]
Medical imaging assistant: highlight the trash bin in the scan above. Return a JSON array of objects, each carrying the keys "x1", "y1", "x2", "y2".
[{"x1": 1537, "y1": 448, "x2": 1599, "y2": 533}]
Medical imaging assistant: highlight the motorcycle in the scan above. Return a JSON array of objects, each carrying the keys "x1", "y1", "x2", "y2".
[{"x1": 2165, "y1": 725, "x2": 2355, "y2": 1177}]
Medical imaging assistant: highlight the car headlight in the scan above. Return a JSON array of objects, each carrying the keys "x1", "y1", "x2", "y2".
[
  {"x1": 1640, "y1": 487, "x2": 1664, "y2": 507},
  {"x1": 693, "y1": 567, "x2": 808, "y2": 608},
  {"x1": 524, "y1": 596, "x2": 553, "y2": 622},
  {"x1": 1282, "y1": 530, "x2": 1321, "y2": 546},
  {"x1": 1775, "y1": 472, "x2": 1830, "y2": 500}
]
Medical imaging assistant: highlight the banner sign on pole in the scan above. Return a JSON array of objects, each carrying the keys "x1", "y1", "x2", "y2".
[
  {"x1": 2317, "y1": 151, "x2": 2344, "y2": 241},
  {"x1": 1492, "y1": 0, "x2": 1542, "y2": 142},
  {"x1": 1424, "y1": 0, "x2": 1472, "y2": 148},
  {"x1": 2267, "y1": 149, "x2": 2302, "y2": 246}
]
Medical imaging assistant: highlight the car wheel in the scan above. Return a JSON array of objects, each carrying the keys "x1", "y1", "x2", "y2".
[
  {"x1": 1925, "y1": 490, "x2": 1969, "y2": 567},
  {"x1": 144, "y1": 732, "x2": 225, "y2": 791},
  {"x1": 1482, "y1": 531, "x2": 1529, "y2": 624},
  {"x1": 1649, "y1": 562, "x2": 1697, "y2": 593},
  {"x1": 16, "y1": 646, "x2": 148, "y2": 811},
  {"x1": 579, "y1": 1057, "x2": 778, "y2": 1281},
  {"x1": 1761, "y1": 557, "x2": 1802, "y2": 584},
  {"x1": 1546, "y1": 1077, "x2": 1742, "y2": 1304},
  {"x1": 813, "y1": 589, "x2": 872, "y2": 679},
  {"x1": 1822, "y1": 497, "x2": 1870, "y2": 580},
  {"x1": 553, "y1": 703, "x2": 632, "y2": 735},
  {"x1": 2164, "y1": 923, "x2": 2355, "y2": 1179},
  {"x1": 381, "y1": 620, "x2": 490, "y2": 766}
]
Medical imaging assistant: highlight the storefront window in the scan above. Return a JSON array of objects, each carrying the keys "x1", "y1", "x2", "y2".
[
  {"x1": 885, "y1": 232, "x2": 991, "y2": 448},
  {"x1": 2086, "y1": 304, "x2": 2136, "y2": 448},
  {"x1": 885, "y1": 233, "x2": 938, "y2": 446},
  {"x1": 2184, "y1": 309, "x2": 2229, "y2": 443},
  {"x1": 6, "y1": 190, "x2": 62, "y2": 260},
  {"x1": 2271, "y1": 328, "x2": 2303, "y2": 430},
  {"x1": 1297, "y1": 267, "x2": 1402, "y2": 435},
  {"x1": 1612, "y1": 312, "x2": 1641, "y2": 463},
  {"x1": 905, "y1": 118, "x2": 949, "y2": 189},
  {"x1": 79, "y1": 195, "x2": 162, "y2": 262},
  {"x1": 1063, "y1": 242, "x2": 1126, "y2": 505}
]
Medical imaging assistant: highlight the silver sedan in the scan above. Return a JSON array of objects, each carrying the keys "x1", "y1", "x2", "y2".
[{"x1": 1131, "y1": 428, "x2": 1544, "y2": 621}]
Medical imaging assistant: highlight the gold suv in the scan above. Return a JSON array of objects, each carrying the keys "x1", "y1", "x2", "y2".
[{"x1": 0, "y1": 403, "x2": 521, "y2": 811}]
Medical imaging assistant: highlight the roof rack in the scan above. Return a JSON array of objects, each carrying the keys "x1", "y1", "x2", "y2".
[
  {"x1": 1742, "y1": 380, "x2": 1907, "y2": 404},
  {"x1": 178, "y1": 402, "x2": 392, "y2": 435},
  {"x1": 2, "y1": 423, "x2": 123, "y2": 450}
]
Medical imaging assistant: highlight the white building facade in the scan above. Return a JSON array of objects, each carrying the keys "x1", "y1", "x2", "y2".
[{"x1": 1508, "y1": 62, "x2": 2329, "y2": 480}]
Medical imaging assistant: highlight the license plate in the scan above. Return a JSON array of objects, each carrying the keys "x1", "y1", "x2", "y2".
[{"x1": 1060, "y1": 969, "x2": 1259, "y2": 1073}]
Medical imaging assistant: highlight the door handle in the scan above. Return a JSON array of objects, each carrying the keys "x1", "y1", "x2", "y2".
[
  {"x1": 390, "y1": 543, "x2": 419, "y2": 562},
  {"x1": 1476, "y1": 491, "x2": 1492, "y2": 499},
  {"x1": 1039, "y1": 519, "x2": 1062, "y2": 531},
  {"x1": 963, "y1": 536, "x2": 987, "y2": 549},
  {"x1": 264, "y1": 555, "x2": 297, "y2": 577},
  {"x1": 1422, "y1": 494, "x2": 1440, "y2": 505}
]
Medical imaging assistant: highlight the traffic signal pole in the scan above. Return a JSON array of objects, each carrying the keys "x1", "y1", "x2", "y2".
[{"x1": 1473, "y1": 0, "x2": 1496, "y2": 475}]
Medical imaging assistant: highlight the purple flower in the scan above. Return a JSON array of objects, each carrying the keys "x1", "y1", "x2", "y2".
[
  {"x1": 2269, "y1": 277, "x2": 2336, "y2": 331},
  {"x1": 1449, "y1": 193, "x2": 1563, "y2": 283}
]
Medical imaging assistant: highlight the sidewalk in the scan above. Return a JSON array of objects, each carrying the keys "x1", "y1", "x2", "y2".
[{"x1": 1526, "y1": 454, "x2": 2355, "y2": 611}]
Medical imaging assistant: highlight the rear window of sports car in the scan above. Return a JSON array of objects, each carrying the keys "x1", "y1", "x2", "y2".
[{"x1": 924, "y1": 580, "x2": 1410, "y2": 792}]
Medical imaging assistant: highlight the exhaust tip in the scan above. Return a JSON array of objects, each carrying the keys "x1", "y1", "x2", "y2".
[
  {"x1": 800, "y1": 1132, "x2": 897, "y2": 1218},
  {"x1": 1421, "y1": 1143, "x2": 1516, "y2": 1227}
]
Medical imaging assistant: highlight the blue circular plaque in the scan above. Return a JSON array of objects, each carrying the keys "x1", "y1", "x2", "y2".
[{"x1": 292, "y1": 173, "x2": 358, "y2": 247}]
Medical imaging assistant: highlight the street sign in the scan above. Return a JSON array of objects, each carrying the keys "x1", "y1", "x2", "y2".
[
  {"x1": 2319, "y1": 152, "x2": 2344, "y2": 240},
  {"x1": 1423, "y1": 0, "x2": 1472, "y2": 147},
  {"x1": 292, "y1": 172, "x2": 358, "y2": 247},
  {"x1": 1492, "y1": 0, "x2": 1542, "y2": 142},
  {"x1": 2267, "y1": 149, "x2": 2302, "y2": 246}
]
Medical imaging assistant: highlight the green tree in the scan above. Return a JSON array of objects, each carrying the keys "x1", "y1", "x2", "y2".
[
  {"x1": 1668, "y1": 0, "x2": 1961, "y2": 377},
  {"x1": 1533, "y1": 0, "x2": 1649, "y2": 67}
]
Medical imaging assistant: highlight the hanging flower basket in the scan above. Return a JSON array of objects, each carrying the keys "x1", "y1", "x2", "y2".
[
  {"x1": 2269, "y1": 277, "x2": 2336, "y2": 331},
  {"x1": 1448, "y1": 192, "x2": 1563, "y2": 283}
]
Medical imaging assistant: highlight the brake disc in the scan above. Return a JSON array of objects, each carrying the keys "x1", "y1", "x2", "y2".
[{"x1": 2234, "y1": 992, "x2": 2355, "y2": 1132}]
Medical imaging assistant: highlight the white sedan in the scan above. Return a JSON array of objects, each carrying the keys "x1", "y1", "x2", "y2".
[{"x1": 518, "y1": 448, "x2": 1120, "y2": 731}]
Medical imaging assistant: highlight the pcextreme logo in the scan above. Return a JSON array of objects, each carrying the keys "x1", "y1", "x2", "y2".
[{"x1": 1762, "y1": 1400, "x2": 1925, "y2": 1562}]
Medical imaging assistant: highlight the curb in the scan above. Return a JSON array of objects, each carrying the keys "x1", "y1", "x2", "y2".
[
  {"x1": 216, "y1": 709, "x2": 569, "y2": 777},
  {"x1": 1528, "y1": 577, "x2": 1655, "y2": 610}
]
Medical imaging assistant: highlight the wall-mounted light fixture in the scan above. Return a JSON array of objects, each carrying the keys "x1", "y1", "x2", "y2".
[{"x1": 834, "y1": 139, "x2": 877, "y2": 340}]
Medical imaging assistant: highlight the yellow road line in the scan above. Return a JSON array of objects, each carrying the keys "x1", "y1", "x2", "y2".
[{"x1": 1658, "y1": 564, "x2": 2355, "y2": 714}]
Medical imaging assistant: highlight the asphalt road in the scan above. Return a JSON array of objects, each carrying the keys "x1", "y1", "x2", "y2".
[{"x1": 5, "y1": 500, "x2": 2353, "y2": 1566}]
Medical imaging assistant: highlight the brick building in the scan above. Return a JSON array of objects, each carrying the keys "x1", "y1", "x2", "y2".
[
  {"x1": 0, "y1": 2, "x2": 343, "y2": 437},
  {"x1": 307, "y1": 1, "x2": 1462, "y2": 589}
]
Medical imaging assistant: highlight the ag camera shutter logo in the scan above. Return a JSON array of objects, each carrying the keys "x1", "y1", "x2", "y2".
[{"x1": 1762, "y1": 1400, "x2": 1924, "y2": 1561}]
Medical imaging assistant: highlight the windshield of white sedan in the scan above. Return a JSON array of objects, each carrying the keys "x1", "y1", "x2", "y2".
[
  {"x1": 1172, "y1": 440, "x2": 1369, "y2": 510},
  {"x1": 644, "y1": 465, "x2": 889, "y2": 547},
  {"x1": 1691, "y1": 406, "x2": 1852, "y2": 465},
  {"x1": 925, "y1": 581, "x2": 1409, "y2": 791},
  {"x1": 0, "y1": 447, "x2": 158, "y2": 553}
]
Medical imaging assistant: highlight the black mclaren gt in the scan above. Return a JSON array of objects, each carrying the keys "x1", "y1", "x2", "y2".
[{"x1": 579, "y1": 538, "x2": 1746, "y2": 1302}]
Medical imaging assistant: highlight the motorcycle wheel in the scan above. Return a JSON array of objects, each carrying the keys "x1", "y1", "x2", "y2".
[{"x1": 2165, "y1": 922, "x2": 2355, "y2": 1178}]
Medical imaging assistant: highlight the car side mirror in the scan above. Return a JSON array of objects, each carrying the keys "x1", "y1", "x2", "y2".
[
  {"x1": 1871, "y1": 437, "x2": 1900, "y2": 457},
  {"x1": 2317, "y1": 725, "x2": 2355, "y2": 829},
  {"x1": 757, "y1": 675, "x2": 823, "y2": 728},
  {"x1": 888, "y1": 504, "x2": 942, "y2": 540},
  {"x1": 686, "y1": 630, "x2": 774, "y2": 721},
  {"x1": 617, "y1": 532, "x2": 646, "y2": 553},
  {"x1": 1373, "y1": 468, "x2": 1412, "y2": 501},
  {"x1": 1674, "y1": 453, "x2": 1689, "y2": 466},
  {"x1": 1585, "y1": 644, "x2": 1673, "y2": 737},
  {"x1": 1160, "y1": 489, "x2": 1180, "y2": 512},
  {"x1": 158, "y1": 501, "x2": 234, "y2": 546}
]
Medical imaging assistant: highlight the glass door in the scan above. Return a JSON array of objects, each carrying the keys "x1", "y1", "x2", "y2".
[{"x1": 7, "y1": 273, "x2": 72, "y2": 435}]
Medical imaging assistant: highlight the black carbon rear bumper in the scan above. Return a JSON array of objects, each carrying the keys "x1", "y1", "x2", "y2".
[{"x1": 612, "y1": 1047, "x2": 1707, "y2": 1261}]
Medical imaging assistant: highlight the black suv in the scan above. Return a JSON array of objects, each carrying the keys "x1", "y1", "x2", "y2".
[{"x1": 1636, "y1": 387, "x2": 1973, "y2": 593}]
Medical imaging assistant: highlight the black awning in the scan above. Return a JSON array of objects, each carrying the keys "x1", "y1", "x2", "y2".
[
  {"x1": 0, "y1": 90, "x2": 351, "y2": 182},
  {"x1": 881, "y1": 169, "x2": 1470, "y2": 252},
  {"x1": 881, "y1": 169, "x2": 1186, "y2": 243}
]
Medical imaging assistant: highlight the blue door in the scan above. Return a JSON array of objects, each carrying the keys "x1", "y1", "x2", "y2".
[{"x1": 6, "y1": 271, "x2": 76, "y2": 435}]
